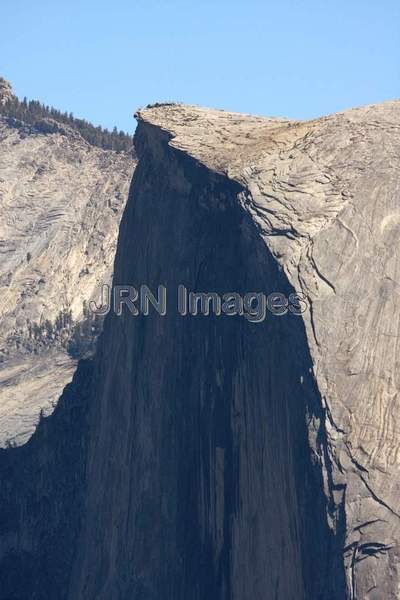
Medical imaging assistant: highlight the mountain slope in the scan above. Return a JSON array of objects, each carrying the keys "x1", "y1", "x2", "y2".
[
  {"x1": 0, "y1": 90, "x2": 135, "y2": 446},
  {"x1": 1, "y1": 100, "x2": 400, "y2": 599}
]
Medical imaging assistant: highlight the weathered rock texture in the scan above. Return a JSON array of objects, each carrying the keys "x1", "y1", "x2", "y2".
[
  {"x1": 0, "y1": 112, "x2": 135, "y2": 446},
  {"x1": 1, "y1": 100, "x2": 400, "y2": 599},
  {"x1": 0, "y1": 79, "x2": 13, "y2": 106}
]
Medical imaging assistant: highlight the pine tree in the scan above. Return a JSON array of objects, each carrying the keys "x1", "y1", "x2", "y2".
[{"x1": 0, "y1": 93, "x2": 133, "y2": 152}]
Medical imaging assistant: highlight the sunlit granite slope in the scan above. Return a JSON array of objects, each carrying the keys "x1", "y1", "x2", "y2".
[{"x1": 0, "y1": 100, "x2": 135, "y2": 446}]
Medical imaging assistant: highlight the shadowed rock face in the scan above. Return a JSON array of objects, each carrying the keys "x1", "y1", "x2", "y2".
[
  {"x1": 0, "y1": 100, "x2": 400, "y2": 599},
  {"x1": 0, "y1": 359, "x2": 93, "y2": 600}
]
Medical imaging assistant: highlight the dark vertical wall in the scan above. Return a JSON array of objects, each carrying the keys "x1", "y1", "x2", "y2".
[{"x1": 69, "y1": 123, "x2": 344, "y2": 599}]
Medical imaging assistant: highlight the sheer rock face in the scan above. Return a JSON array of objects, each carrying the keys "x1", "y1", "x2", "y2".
[
  {"x1": 69, "y1": 116, "x2": 340, "y2": 600},
  {"x1": 0, "y1": 116, "x2": 135, "y2": 446},
  {"x1": 0, "y1": 101, "x2": 400, "y2": 600},
  {"x1": 127, "y1": 102, "x2": 400, "y2": 599}
]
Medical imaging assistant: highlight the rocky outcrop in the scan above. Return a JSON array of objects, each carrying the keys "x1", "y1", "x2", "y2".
[
  {"x1": 1, "y1": 100, "x2": 400, "y2": 599},
  {"x1": 0, "y1": 109, "x2": 135, "y2": 446},
  {"x1": 0, "y1": 78, "x2": 14, "y2": 106}
]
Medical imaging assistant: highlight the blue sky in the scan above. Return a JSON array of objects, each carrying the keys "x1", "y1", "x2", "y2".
[{"x1": 1, "y1": 0, "x2": 399, "y2": 133}]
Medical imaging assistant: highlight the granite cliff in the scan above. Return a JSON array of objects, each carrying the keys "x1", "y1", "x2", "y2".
[{"x1": 1, "y1": 100, "x2": 400, "y2": 599}]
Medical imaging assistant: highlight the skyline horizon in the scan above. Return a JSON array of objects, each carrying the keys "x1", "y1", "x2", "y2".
[
  {"x1": 2, "y1": 70, "x2": 399, "y2": 136},
  {"x1": 2, "y1": 1, "x2": 399, "y2": 134}
]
